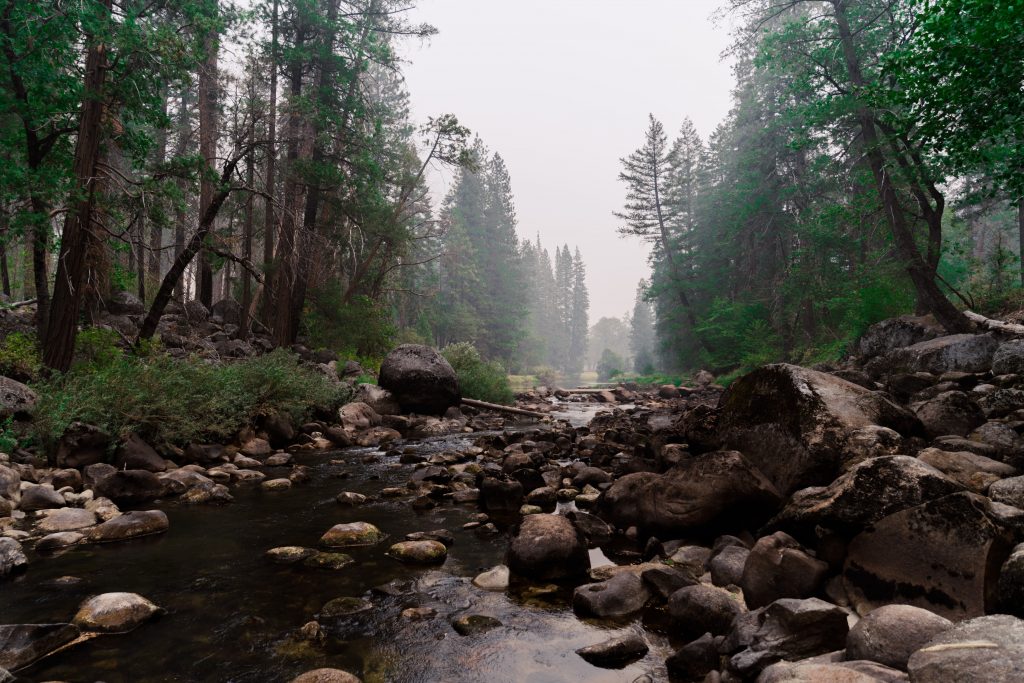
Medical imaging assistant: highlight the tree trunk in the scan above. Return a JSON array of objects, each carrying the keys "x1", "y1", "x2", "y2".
[
  {"x1": 1018, "y1": 196, "x2": 1024, "y2": 289},
  {"x1": 831, "y1": 0, "x2": 969, "y2": 333},
  {"x1": 262, "y1": 0, "x2": 279, "y2": 326},
  {"x1": 0, "y1": 206, "x2": 9, "y2": 297},
  {"x1": 43, "y1": 1, "x2": 111, "y2": 371},
  {"x1": 173, "y1": 87, "x2": 190, "y2": 301},
  {"x1": 196, "y1": 18, "x2": 218, "y2": 308},
  {"x1": 240, "y1": 148, "x2": 254, "y2": 339},
  {"x1": 148, "y1": 91, "x2": 168, "y2": 290},
  {"x1": 137, "y1": 157, "x2": 242, "y2": 342},
  {"x1": 271, "y1": 27, "x2": 305, "y2": 346}
]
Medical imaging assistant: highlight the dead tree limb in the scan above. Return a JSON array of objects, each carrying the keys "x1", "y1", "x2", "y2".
[{"x1": 460, "y1": 398, "x2": 547, "y2": 419}]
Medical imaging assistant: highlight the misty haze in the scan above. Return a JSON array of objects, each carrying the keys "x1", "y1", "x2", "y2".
[{"x1": 1, "y1": 0, "x2": 1023, "y2": 681}]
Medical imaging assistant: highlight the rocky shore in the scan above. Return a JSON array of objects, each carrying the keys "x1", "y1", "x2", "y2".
[{"x1": 4, "y1": 317, "x2": 1024, "y2": 681}]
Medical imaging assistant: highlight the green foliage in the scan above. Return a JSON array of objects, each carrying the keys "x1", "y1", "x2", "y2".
[
  {"x1": 441, "y1": 341, "x2": 513, "y2": 405},
  {"x1": 32, "y1": 349, "x2": 351, "y2": 453},
  {"x1": 596, "y1": 349, "x2": 625, "y2": 382},
  {"x1": 73, "y1": 327, "x2": 125, "y2": 369},
  {"x1": 0, "y1": 333, "x2": 41, "y2": 382},
  {"x1": 305, "y1": 291, "x2": 395, "y2": 360}
]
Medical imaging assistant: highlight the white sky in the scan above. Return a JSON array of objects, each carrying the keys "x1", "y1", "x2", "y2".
[{"x1": 399, "y1": 0, "x2": 736, "y2": 320}]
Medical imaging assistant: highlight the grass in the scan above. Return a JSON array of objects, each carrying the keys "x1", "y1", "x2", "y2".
[{"x1": 32, "y1": 349, "x2": 352, "y2": 455}]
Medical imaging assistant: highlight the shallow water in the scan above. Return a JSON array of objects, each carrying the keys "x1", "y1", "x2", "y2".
[{"x1": 2, "y1": 417, "x2": 672, "y2": 682}]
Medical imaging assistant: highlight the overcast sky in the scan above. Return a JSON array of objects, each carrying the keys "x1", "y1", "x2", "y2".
[{"x1": 398, "y1": 0, "x2": 736, "y2": 321}]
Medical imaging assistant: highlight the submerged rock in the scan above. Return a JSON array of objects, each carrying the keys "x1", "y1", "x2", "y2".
[
  {"x1": 387, "y1": 540, "x2": 447, "y2": 564},
  {"x1": 575, "y1": 633, "x2": 649, "y2": 667},
  {"x1": 0, "y1": 623, "x2": 80, "y2": 670},
  {"x1": 472, "y1": 565, "x2": 510, "y2": 591},
  {"x1": 451, "y1": 614, "x2": 502, "y2": 636},
  {"x1": 265, "y1": 546, "x2": 318, "y2": 564}
]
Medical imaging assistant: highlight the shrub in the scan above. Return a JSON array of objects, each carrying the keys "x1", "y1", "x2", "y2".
[
  {"x1": 32, "y1": 349, "x2": 351, "y2": 453},
  {"x1": 0, "y1": 332, "x2": 42, "y2": 382},
  {"x1": 305, "y1": 289, "x2": 395, "y2": 359},
  {"x1": 596, "y1": 349, "x2": 625, "y2": 382},
  {"x1": 441, "y1": 342, "x2": 513, "y2": 405}
]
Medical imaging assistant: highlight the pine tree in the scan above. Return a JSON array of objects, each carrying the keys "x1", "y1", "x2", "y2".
[
  {"x1": 630, "y1": 280, "x2": 656, "y2": 373},
  {"x1": 566, "y1": 248, "x2": 589, "y2": 378}
]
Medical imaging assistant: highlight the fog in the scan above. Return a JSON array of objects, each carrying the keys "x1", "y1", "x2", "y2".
[{"x1": 400, "y1": 0, "x2": 736, "y2": 320}]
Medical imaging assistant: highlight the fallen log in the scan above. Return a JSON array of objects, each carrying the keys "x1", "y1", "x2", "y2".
[
  {"x1": 461, "y1": 397, "x2": 547, "y2": 419},
  {"x1": 964, "y1": 310, "x2": 1024, "y2": 335}
]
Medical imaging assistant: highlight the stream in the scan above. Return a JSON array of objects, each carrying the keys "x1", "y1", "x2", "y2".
[{"x1": 1, "y1": 405, "x2": 671, "y2": 682}]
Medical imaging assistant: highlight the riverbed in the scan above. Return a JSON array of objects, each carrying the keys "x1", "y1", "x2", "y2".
[{"x1": 2, "y1": 409, "x2": 671, "y2": 682}]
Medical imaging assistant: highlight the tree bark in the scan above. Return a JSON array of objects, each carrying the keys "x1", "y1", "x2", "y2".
[
  {"x1": 1018, "y1": 196, "x2": 1024, "y2": 289},
  {"x1": 137, "y1": 156, "x2": 242, "y2": 342},
  {"x1": 831, "y1": 0, "x2": 969, "y2": 333},
  {"x1": 196, "y1": 17, "x2": 218, "y2": 308},
  {"x1": 43, "y1": 0, "x2": 111, "y2": 371}
]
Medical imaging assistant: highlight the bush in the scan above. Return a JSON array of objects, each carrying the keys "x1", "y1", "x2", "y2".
[
  {"x1": 32, "y1": 349, "x2": 351, "y2": 453},
  {"x1": 305, "y1": 289, "x2": 395, "y2": 359},
  {"x1": 441, "y1": 342, "x2": 513, "y2": 405},
  {"x1": 0, "y1": 332, "x2": 41, "y2": 382}
]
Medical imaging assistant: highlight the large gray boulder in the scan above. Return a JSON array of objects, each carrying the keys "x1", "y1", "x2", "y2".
[
  {"x1": 716, "y1": 364, "x2": 920, "y2": 495},
  {"x1": 507, "y1": 513, "x2": 589, "y2": 581},
  {"x1": 767, "y1": 456, "x2": 963, "y2": 540},
  {"x1": 846, "y1": 604, "x2": 952, "y2": 671},
  {"x1": 73, "y1": 592, "x2": 162, "y2": 633},
  {"x1": 378, "y1": 344, "x2": 460, "y2": 415},
  {"x1": 598, "y1": 450, "x2": 781, "y2": 537},
  {"x1": 857, "y1": 316, "x2": 942, "y2": 358},
  {"x1": 0, "y1": 376, "x2": 36, "y2": 419},
  {"x1": 907, "y1": 614, "x2": 1024, "y2": 682},
  {"x1": 878, "y1": 333, "x2": 998, "y2": 375},
  {"x1": 572, "y1": 572, "x2": 650, "y2": 618},
  {"x1": 55, "y1": 422, "x2": 111, "y2": 469},
  {"x1": 843, "y1": 492, "x2": 1015, "y2": 619},
  {"x1": 93, "y1": 469, "x2": 167, "y2": 505},
  {"x1": 916, "y1": 447, "x2": 1016, "y2": 493},
  {"x1": 667, "y1": 584, "x2": 745, "y2": 636},
  {"x1": 0, "y1": 464, "x2": 20, "y2": 508},
  {"x1": 912, "y1": 391, "x2": 985, "y2": 438}
]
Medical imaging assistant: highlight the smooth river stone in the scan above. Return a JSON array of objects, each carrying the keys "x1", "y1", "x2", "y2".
[
  {"x1": 0, "y1": 623, "x2": 80, "y2": 670},
  {"x1": 85, "y1": 510, "x2": 169, "y2": 543},
  {"x1": 265, "y1": 546, "x2": 318, "y2": 564},
  {"x1": 387, "y1": 540, "x2": 447, "y2": 564},
  {"x1": 319, "y1": 522, "x2": 384, "y2": 547},
  {"x1": 36, "y1": 507, "x2": 97, "y2": 533},
  {"x1": 73, "y1": 592, "x2": 163, "y2": 633}
]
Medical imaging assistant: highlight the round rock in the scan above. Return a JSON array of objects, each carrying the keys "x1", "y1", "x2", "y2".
[
  {"x1": 387, "y1": 540, "x2": 447, "y2": 564},
  {"x1": 319, "y1": 522, "x2": 384, "y2": 548},
  {"x1": 846, "y1": 604, "x2": 952, "y2": 670},
  {"x1": 73, "y1": 592, "x2": 163, "y2": 633}
]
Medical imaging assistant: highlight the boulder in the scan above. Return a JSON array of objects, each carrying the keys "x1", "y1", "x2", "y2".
[
  {"x1": 843, "y1": 492, "x2": 1015, "y2": 619},
  {"x1": 668, "y1": 584, "x2": 745, "y2": 636},
  {"x1": 641, "y1": 565, "x2": 700, "y2": 600},
  {"x1": 728, "y1": 598, "x2": 850, "y2": 678},
  {"x1": 991, "y1": 476, "x2": 1024, "y2": 508},
  {"x1": 0, "y1": 623, "x2": 80, "y2": 670},
  {"x1": 565, "y1": 510, "x2": 613, "y2": 547},
  {"x1": 573, "y1": 572, "x2": 650, "y2": 618},
  {"x1": 846, "y1": 604, "x2": 952, "y2": 671},
  {"x1": 716, "y1": 364, "x2": 920, "y2": 495},
  {"x1": 913, "y1": 391, "x2": 985, "y2": 438},
  {"x1": 85, "y1": 510, "x2": 169, "y2": 543},
  {"x1": 73, "y1": 592, "x2": 162, "y2": 632},
  {"x1": 320, "y1": 522, "x2": 384, "y2": 548},
  {"x1": 36, "y1": 507, "x2": 97, "y2": 533},
  {"x1": 106, "y1": 290, "x2": 145, "y2": 316},
  {"x1": 507, "y1": 513, "x2": 590, "y2": 581},
  {"x1": 0, "y1": 464, "x2": 20, "y2": 507},
  {"x1": 857, "y1": 316, "x2": 942, "y2": 358},
  {"x1": 659, "y1": 384, "x2": 680, "y2": 399},
  {"x1": 598, "y1": 450, "x2": 781, "y2": 537},
  {"x1": 575, "y1": 633, "x2": 649, "y2": 667},
  {"x1": 210, "y1": 298, "x2": 242, "y2": 325},
  {"x1": 666, "y1": 633, "x2": 720, "y2": 681},
  {"x1": 916, "y1": 447, "x2": 1016, "y2": 493},
  {"x1": 472, "y1": 565, "x2": 510, "y2": 591},
  {"x1": 183, "y1": 299, "x2": 209, "y2": 323},
  {"x1": 93, "y1": 469, "x2": 167, "y2": 505},
  {"x1": 387, "y1": 540, "x2": 447, "y2": 564},
  {"x1": 479, "y1": 477, "x2": 523, "y2": 513},
  {"x1": 19, "y1": 483, "x2": 66, "y2": 511},
  {"x1": 759, "y1": 660, "x2": 909, "y2": 682},
  {"x1": 378, "y1": 344, "x2": 460, "y2": 415},
  {"x1": 740, "y1": 532, "x2": 828, "y2": 608},
  {"x1": 55, "y1": 422, "x2": 110, "y2": 469},
  {"x1": 290, "y1": 668, "x2": 361, "y2": 683},
  {"x1": 880, "y1": 333, "x2": 998, "y2": 375},
  {"x1": 0, "y1": 375, "x2": 36, "y2": 419},
  {"x1": 977, "y1": 388, "x2": 1024, "y2": 418},
  {"x1": 36, "y1": 531, "x2": 85, "y2": 551},
  {"x1": 115, "y1": 433, "x2": 167, "y2": 472},
  {"x1": 710, "y1": 545, "x2": 750, "y2": 587},
  {"x1": 353, "y1": 384, "x2": 401, "y2": 416},
  {"x1": 766, "y1": 456, "x2": 963, "y2": 540},
  {"x1": 907, "y1": 614, "x2": 1024, "y2": 682},
  {"x1": 994, "y1": 339, "x2": 1024, "y2": 375},
  {"x1": 339, "y1": 402, "x2": 381, "y2": 431},
  {"x1": 998, "y1": 543, "x2": 1024, "y2": 617},
  {"x1": 0, "y1": 537, "x2": 27, "y2": 577}
]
